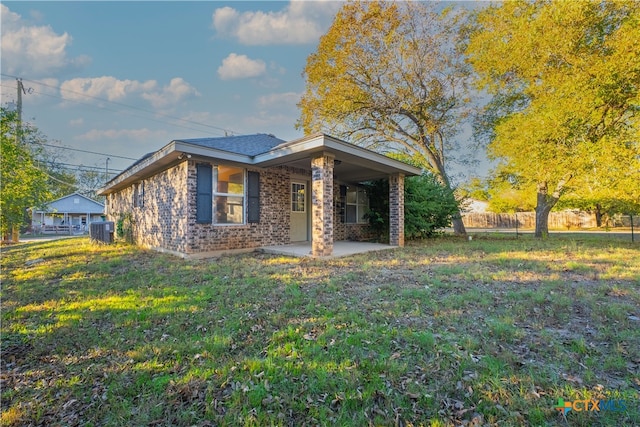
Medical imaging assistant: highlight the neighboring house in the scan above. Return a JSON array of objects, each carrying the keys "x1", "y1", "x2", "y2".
[
  {"x1": 31, "y1": 193, "x2": 105, "y2": 234},
  {"x1": 98, "y1": 133, "x2": 421, "y2": 258},
  {"x1": 463, "y1": 199, "x2": 489, "y2": 214}
]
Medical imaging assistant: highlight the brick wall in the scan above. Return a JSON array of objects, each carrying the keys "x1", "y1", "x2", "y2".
[
  {"x1": 107, "y1": 162, "x2": 189, "y2": 253},
  {"x1": 185, "y1": 163, "x2": 303, "y2": 253},
  {"x1": 107, "y1": 159, "x2": 376, "y2": 256},
  {"x1": 389, "y1": 173, "x2": 405, "y2": 247},
  {"x1": 311, "y1": 154, "x2": 334, "y2": 257}
]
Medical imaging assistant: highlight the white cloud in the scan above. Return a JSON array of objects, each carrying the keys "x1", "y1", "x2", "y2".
[
  {"x1": 257, "y1": 92, "x2": 301, "y2": 109},
  {"x1": 69, "y1": 118, "x2": 84, "y2": 127},
  {"x1": 60, "y1": 76, "x2": 157, "y2": 102},
  {"x1": 0, "y1": 4, "x2": 90, "y2": 77},
  {"x1": 60, "y1": 76, "x2": 199, "y2": 108},
  {"x1": 212, "y1": 6, "x2": 239, "y2": 34},
  {"x1": 77, "y1": 128, "x2": 168, "y2": 142},
  {"x1": 217, "y1": 53, "x2": 266, "y2": 80},
  {"x1": 141, "y1": 77, "x2": 201, "y2": 109},
  {"x1": 212, "y1": 0, "x2": 341, "y2": 45}
]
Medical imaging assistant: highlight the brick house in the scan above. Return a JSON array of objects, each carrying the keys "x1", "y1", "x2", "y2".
[{"x1": 98, "y1": 133, "x2": 420, "y2": 258}]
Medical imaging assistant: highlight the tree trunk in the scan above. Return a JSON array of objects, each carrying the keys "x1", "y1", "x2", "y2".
[
  {"x1": 535, "y1": 195, "x2": 553, "y2": 238},
  {"x1": 595, "y1": 204, "x2": 602, "y2": 227},
  {"x1": 430, "y1": 155, "x2": 467, "y2": 236},
  {"x1": 534, "y1": 176, "x2": 571, "y2": 238},
  {"x1": 452, "y1": 211, "x2": 467, "y2": 235}
]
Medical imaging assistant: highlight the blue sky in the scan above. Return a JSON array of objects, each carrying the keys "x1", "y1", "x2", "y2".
[{"x1": 1, "y1": 1, "x2": 485, "y2": 180}]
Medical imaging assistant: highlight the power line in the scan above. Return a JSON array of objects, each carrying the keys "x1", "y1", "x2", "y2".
[
  {"x1": 2, "y1": 80, "x2": 138, "y2": 160},
  {"x1": 42, "y1": 160, "x2": 123, "y2": 174},
  {"x1": 27, "y1": 140, "x2": 138, "y2": 161},
  {"x1": 3, "y1": 81, "x2": 227, "y2": 138},
  {"x1": 24, "y1": 161, "x2": 81, "y2": 190},
  {"x1": 28, "y1": 88, "x2": 228, "y2": 137},
  {"x1": 1, "y1": 73, "x2": 239, "y2": 136}
]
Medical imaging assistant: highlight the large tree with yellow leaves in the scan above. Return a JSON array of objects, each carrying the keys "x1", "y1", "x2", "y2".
[
  {"x1": 467, "y1": 0, "x2": 640, "y2": 237},
  {"x1": 298, "y1": 1, "x2": 473, "y2": 235}
]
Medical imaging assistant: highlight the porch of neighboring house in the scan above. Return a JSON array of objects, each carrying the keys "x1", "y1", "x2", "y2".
[
  {"x1": 31, "y1": 193, "x2": 105, "y2": 236},
  {"x1": 33, "y1": 211, "x2": 105, "y2": 235}
]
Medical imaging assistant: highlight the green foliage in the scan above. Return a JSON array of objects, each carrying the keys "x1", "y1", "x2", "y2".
[
  {"x1": 467, "y1": 1, "x2": 640, "y2": 235},
  {"x1": 116, "y1": 212, "x2": 134, "y2": 243},
  {"x1": 44, "y1": 162, "x2": 78, "y2": 201},
  {"x1": 485, "y1": 171, "x2": 537, "y2": 213},
  {"x1": 404, "y1": 174, "x2": 459, "y2": 238},
  {"x1": 558, "y1": 136, "x2": 640, "y2": 219},
  {"x1": 458, "y1": 177, "x2": 490, "y2": 202},
  {"x1": 557, "y1": 194, "x2": 640, "y2": 228},
  {"x1": 365, "y1": 174, "x2": 460, "y2": 240},
  {"x1": 299, "y1": 1, "x2": 472, "y2": 234},
  {"x1": 0, "y1": 108, "x2": 51, "y2": 239}
]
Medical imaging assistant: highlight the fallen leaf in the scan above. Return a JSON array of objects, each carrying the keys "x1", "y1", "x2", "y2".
[{"x1": 562, "y1": 374, "x2": 583, "y2": 384}]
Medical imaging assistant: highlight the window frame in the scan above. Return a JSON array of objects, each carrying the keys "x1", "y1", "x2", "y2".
[
  {"x1": 212, "y1": 165, "x2": 246, "y2": 226},
  {"x1": 291, "y1": 182, "x2": 306, "y2": 213},
  {"x1": 345, "y1": 186, "x2": 369, "y2": 224},
  {"x1": 133, "y1": 181, "x2": 144, "y2": 208}
]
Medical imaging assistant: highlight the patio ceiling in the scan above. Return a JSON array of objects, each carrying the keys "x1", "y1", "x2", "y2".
[{"x1": 253, "y1": 134, "x2": 422, "y2": 183}]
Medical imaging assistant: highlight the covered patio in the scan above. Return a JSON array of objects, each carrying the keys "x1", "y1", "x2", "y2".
[
  {"x1": 261, "y1": 241, "x2": 399, "y2": 258},
  {"x1": 253, "y1": 134, "x2": 422, "y2": 257}
]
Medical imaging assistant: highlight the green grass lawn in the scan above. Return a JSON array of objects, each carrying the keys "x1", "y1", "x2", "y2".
[{"x1": 1, "y1": 235, "x2": 639, "y2": 426}]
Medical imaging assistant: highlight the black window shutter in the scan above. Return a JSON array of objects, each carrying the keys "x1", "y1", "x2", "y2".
[
  {"x1": 247, "y1": 171, "x2": 260, "y2": 223},
  {"x1": 196, "y1": 164, "x2": 212, "y2": 223}
]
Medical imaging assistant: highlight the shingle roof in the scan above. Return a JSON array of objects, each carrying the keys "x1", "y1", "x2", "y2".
[
  {"x1": 176, "y1": 133, "x2": 285, "y2": 157},
  {"x1": 127, "y1": 152, "x2": 155, "y2": 169}
]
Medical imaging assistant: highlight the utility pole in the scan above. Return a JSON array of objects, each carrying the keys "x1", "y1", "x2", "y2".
[
  {"x1": 15, "y1": 78, "x2": 25, "y2": 144},
  {"x1": 106, "y1": 158, "x2": 111, "y2": 182},
  {"x1": 10, "y1": 79, "x2": 28, "y2": 243}
]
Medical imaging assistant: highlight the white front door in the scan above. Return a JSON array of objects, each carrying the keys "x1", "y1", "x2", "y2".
[{"x1": 290, "y1": 181, "x2": 308, "y2": 242}]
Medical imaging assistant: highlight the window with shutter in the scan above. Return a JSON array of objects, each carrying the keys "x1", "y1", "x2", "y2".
[
  {"x1": 213, "y1": 166, "x2": 244, "y2": 224},
  {"x1": 196, "y1": 164, "x2": 212, "y2": 223}
]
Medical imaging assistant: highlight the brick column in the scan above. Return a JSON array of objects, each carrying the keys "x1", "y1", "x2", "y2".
[
  {"x1": 389, "y1": 173, "x2": 404, "y2": 247},
  {"x1": 311, "y1": 153, "x2": 334, "y2": 257}
]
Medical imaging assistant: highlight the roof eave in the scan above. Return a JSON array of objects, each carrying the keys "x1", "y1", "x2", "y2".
[
  {"x1": 98, "y1": 134, "x2": 421, "y2": 196},
  {"x1": 254, "y1": 133, "x2": 422, "y2": 176},
  {"x1": 98, "y1": 141, "x2": 254, "y2": 195}
]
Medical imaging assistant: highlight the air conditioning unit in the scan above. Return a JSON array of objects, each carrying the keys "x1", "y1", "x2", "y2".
[{"x1": 90, "y1": 221, "x2": 114, "y2": 244}]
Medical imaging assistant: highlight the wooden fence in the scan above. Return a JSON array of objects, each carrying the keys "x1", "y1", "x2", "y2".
[{"x1": 460, "y1": 211, "x2": 639, "y2": 229}]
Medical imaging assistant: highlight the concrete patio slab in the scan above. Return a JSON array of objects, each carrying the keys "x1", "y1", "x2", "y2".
[{"x1": 260, "y1": 241, "x2": 399, "y2": 258}]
